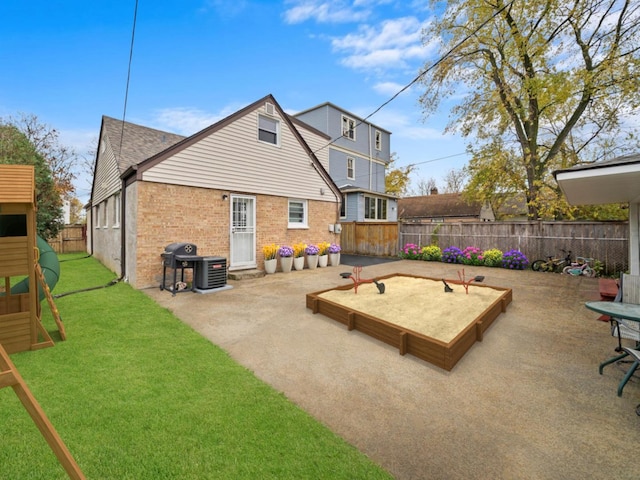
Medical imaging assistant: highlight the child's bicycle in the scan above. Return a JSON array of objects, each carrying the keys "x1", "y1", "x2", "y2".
[
  {"x1": 531, "y1": 249, "x2": 572, "y2": 273},
  {"x1": 562, "y1": 256, "x2": 596, "y2": 277}
]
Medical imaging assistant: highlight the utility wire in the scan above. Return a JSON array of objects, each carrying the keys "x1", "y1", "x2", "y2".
[
  {"x1": 118, "y1": 0, "x2": 139, "y2": 157},
  {"x1": 310, "y1": 1, "x2": 515, "y2": 158}
]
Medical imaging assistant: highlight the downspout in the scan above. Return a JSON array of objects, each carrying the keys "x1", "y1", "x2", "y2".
[
  {"x1": 368, "y1": 124, "x2": 373, "y2": 191},
  {"x1": 120, "y1": 177, "x2": 126, "y2": 281}
]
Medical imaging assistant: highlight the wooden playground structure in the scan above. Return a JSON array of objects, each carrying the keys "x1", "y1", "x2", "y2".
[{"x1": 0, "y1": 164, "x2": 85, "y2": 479}]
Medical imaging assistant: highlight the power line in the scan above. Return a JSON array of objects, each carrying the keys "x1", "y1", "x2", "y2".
[
  {"x1": 119, "y1": 0, "x2": 139, "y2": 158},
  {"x1": 309, "y1": 1, "x2": 514, "y2": 158}
]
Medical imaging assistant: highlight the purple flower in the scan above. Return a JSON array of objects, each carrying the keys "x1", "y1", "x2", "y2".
[
  {"x1": 328, "y1": 243, "x2": 341, "y2": 254},
  {"x1": 278, "y1": 246, "x2": 294, "y2": 257}
]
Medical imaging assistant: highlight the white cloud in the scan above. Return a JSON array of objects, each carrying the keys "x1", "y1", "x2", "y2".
[
  {"x1": 283, "y1": 0, "x2": 371, "y2": 24},
  {"x1": 373, "y1": 81, "x2": 409, "y2": 96},
  {"x1": 331, "y1": 17, "x2": 432, "y2": 72},
  {"x1": 148, "y1": 105, "x2": 244, "y2": 135}
]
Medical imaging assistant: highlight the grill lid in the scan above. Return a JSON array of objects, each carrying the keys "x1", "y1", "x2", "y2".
[{"x1": 163, "y1": 242, "x2": 197, "y2": 256}]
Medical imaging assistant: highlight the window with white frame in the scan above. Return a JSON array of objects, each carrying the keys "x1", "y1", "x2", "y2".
[
  {"x1": 375, "y1": 130, "x2": 382, "y2": 151},
  {"x1": 288, "y1": 199, "x2": 308, "y2": 228},
  {"x1": 347, "y1": 157, "x2": 355, "y2": 180},
  {"x1": 342, "y1": 115, "x2": 356, "y2": 140},
  {"x1": 102, "y1": 199, "x2": 109, "y2": 228},
  {"x1": 94, "y1": 204, "x2": 100, "y2": 229},
  {"x1": 364, "y1": 196, "x2": 387, "y2": 220},
  {"x1": 340, "y1": 194, "x2": 346, "y2": 218},
  {"x1": 258, "y1": 115, "x2": 279, "y2": 145},
  {"x1": 112, "y1": 193, "x2": 121, "y2": 227}
]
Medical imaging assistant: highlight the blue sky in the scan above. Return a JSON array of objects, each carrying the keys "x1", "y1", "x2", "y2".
[{"x1": 1, "y1": 0, "x2": 470, "y2": 202}]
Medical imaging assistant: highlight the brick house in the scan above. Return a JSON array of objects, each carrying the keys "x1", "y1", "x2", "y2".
[
  {"x1": 293, "y1": 103, "x2": 397, "y2": 222},
  {"x1": 88, "y1": 94, "x2": 341, "y2": 289}
]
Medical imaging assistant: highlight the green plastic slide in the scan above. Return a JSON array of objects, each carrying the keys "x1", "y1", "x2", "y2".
[{"x1": 10, "y1": 236, "x2": 60, "y2": 301}]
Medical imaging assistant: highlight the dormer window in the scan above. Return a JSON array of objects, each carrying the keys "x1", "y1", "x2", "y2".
[{"x1": 342, "y1": 115, "x2": 356, "y2": 141}]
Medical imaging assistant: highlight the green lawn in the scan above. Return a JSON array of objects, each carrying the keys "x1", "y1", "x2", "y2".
[{"x1": 1, "y1": 254, "x2": 391, "y2": 479}]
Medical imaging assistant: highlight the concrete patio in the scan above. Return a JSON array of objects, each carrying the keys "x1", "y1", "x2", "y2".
[{"x1": 145, "y1": 259, "x2": 640, "y2": 479}]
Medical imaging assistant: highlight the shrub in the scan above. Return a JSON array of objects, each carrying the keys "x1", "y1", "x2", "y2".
[
  {"x1": 461, "y1": 246, "x2": 484, "y2": 266},
  {"x1": 421, "y1": 245, "x2": 442, "y2": 261},
  {"x1": 401, "y1": 243, "x2": 421, "y2": 260},
  {"x1": 442, "y1": 246, "x2": 464, "y2": 263},
  {"x1": 502, "y1": 249, "x2": 529, "y2": 270},
  {"x1": 483, "y1": 248, "x2": 503, "y2": 267}
]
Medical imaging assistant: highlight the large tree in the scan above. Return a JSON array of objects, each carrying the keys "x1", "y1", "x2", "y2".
[
  {"x1": 0, "y1": 124, "x2": 64, "y2": 239},
  {"x1": 6, "y1": 113, "x2": 77, "y2": 199},
  {"x1": 385, "y1": 154, "x2": 415, "y2": 196},
  {"x1": 419, "y1": 0, "x2": 640, "y2": 219}
]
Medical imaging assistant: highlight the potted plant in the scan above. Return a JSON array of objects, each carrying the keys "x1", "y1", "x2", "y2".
[
  {"x1": 328, "y1": 243, "x2": 341, "y2": 266},
  {"x1": 305, "y1": 244, "x2": 320, "y2": 269},
  {"x1": 278, "y1": 245, "x2": 294, "y2": 273},
  {"x1": 293, "y1": 242, "x2": 306, "y2": 271},
  {"x1": 262, "y1": 243, "x2": 278, "y2": 274},
  {"x1": 317, "y1": 241, "x2": 331, "y2": 267}
]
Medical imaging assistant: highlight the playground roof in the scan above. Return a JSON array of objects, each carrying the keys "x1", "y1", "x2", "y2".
[{"x1": 0, "y1": 164, "x2": 35, "y2": 204}]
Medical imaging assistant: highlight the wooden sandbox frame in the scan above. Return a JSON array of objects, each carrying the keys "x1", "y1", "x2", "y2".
[{"x1": 306, "y1": 273, "x2": 512, "y2": 371}]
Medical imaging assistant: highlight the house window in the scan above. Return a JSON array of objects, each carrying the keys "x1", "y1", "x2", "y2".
[
  {"x1": 340, "y1": 194, "x2": 346, "y2": 218},
  {"x1": 112, "y1": 193, "x2": 121, "y2": 228},
  {"x1": 288, "y1": 199, "x2": 308, "y2": 228},
  {"x1": 102, "y1": 199, "x2": 109, "y2": 228},
  {"x1": 375, "y1": 130, "x2": 382, "y2": 151},
  {"x1": 342, "y1": 115, "x2": 356, "y2": 140},
  {"x1": 258, "y1": 115, "x2": 279, "y2": 145},
  {"x1": 347, "y1": 157, "x2": 355, "y2": 180},
  {"x1": 94, "y1": 205, "x2": 100, "y2": 229},
  {"x1": 364, "y1": 196, "x2": 387, "y2": 220}
]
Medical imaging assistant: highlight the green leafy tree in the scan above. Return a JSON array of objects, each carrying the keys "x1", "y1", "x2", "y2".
[
  {"x1": 385, "y1": 154, "x2": 415, "y2": 196},
  {"x1": 420, "y1": 0, "x2": 640, "y2": 219},
  {"x1": 0, "y1": 124, "x2": 64, "y2": 239}
]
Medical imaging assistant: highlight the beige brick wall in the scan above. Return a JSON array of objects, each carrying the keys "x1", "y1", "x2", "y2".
[{"x1": 131, "y1": 182, "x2": 340, "y2": 288}]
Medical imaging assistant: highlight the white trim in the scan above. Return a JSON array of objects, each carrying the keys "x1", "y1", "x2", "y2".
[
  {"x1": 288, "y1": 198, "x2": 308, "y2": 229},
  {"x1": 347, "y1": 157, "x2": 355, "y2": 180},
  {"x1": 257, "y1": 114, "x2": 280, "y2": 147}
]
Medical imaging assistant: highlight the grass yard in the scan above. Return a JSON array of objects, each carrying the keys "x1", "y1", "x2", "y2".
[{"x1": 0, "y1": 254, "x2": 391, "y2": 479}]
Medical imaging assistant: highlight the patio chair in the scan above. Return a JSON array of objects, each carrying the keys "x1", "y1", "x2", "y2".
[
  {"x1": 602, "y1": 273, "x2": 640, "y2": 396},
  {"x1": 610, "y1": 274, "x2": 640, "y2": 350}
]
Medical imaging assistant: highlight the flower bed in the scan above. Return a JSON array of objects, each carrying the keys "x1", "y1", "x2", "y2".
[{"x1": 400, "y1": 243, "x2": 529, "y2": 270}]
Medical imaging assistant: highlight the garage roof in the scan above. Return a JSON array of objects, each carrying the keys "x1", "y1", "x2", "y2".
[{"x1": 554, "y1": 154, "x2": 640, "y2": 205}]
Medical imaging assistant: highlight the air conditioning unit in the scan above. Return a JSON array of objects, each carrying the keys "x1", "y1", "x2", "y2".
[
  {"x1": 264, "y1": 102, "x2": 275, "y2": 116},
  {"x1": 195, "y1": 257, "x2": 227, "y2": 290}
]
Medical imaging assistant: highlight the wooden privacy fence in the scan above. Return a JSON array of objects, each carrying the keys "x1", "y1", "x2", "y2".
[
  {"x1": 399, "y1": 221, "x2": 629, "y2": 276},
  {"x1": 49, "y1": 224, "x2": 87, "y2": 254},
  {"x1": 340, "y1": 222, "x2": 399, "y2": 256}
]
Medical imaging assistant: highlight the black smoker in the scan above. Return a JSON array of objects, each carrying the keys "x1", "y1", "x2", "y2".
[{"x1": 160, "y1": 242, "x2": 202, "y2": 295}]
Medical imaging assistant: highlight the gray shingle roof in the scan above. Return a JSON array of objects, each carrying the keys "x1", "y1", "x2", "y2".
[{"x1": 102, "y1": 116, "x2": 186, "y2": 174}]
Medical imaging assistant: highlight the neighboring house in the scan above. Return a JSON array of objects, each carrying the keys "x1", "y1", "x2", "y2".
[
  {"x1": 398, "y1": 191, "x2": 495, "y2": 223},
  {"x1": 294, "y1": 102, "x2": 397, "y2": 222},
  {"x1": 89, "y1": 94, "x2": 341, "y2": 289},
  {"x1": 554, "y1": 153, "x2": 640, "y2": 275}
]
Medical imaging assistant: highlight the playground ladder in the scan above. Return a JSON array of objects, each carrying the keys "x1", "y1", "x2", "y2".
[
  {"x1": 35, "y1": 263, "x2": 66, "y2": 341},
  {"x1": 0, "y1": 343, "x2": 85, "y2": 479}
]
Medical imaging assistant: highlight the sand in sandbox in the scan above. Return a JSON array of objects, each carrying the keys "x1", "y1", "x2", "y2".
[{"x1": 317, "y1": 276, "x2": 505, "y2": 343}]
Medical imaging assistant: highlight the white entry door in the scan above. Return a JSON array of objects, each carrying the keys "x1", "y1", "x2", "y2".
[{"x1": 230, "y1": 195, "x2": 256, "y2": 270}]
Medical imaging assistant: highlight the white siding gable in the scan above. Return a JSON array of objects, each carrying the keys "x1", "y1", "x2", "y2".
[
  {"x1": 93, "y1": 134, "x2": 122, "y2": 205},
  {"x1": 142, "y1": 106, "x2": 336, "y2": 202}
]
